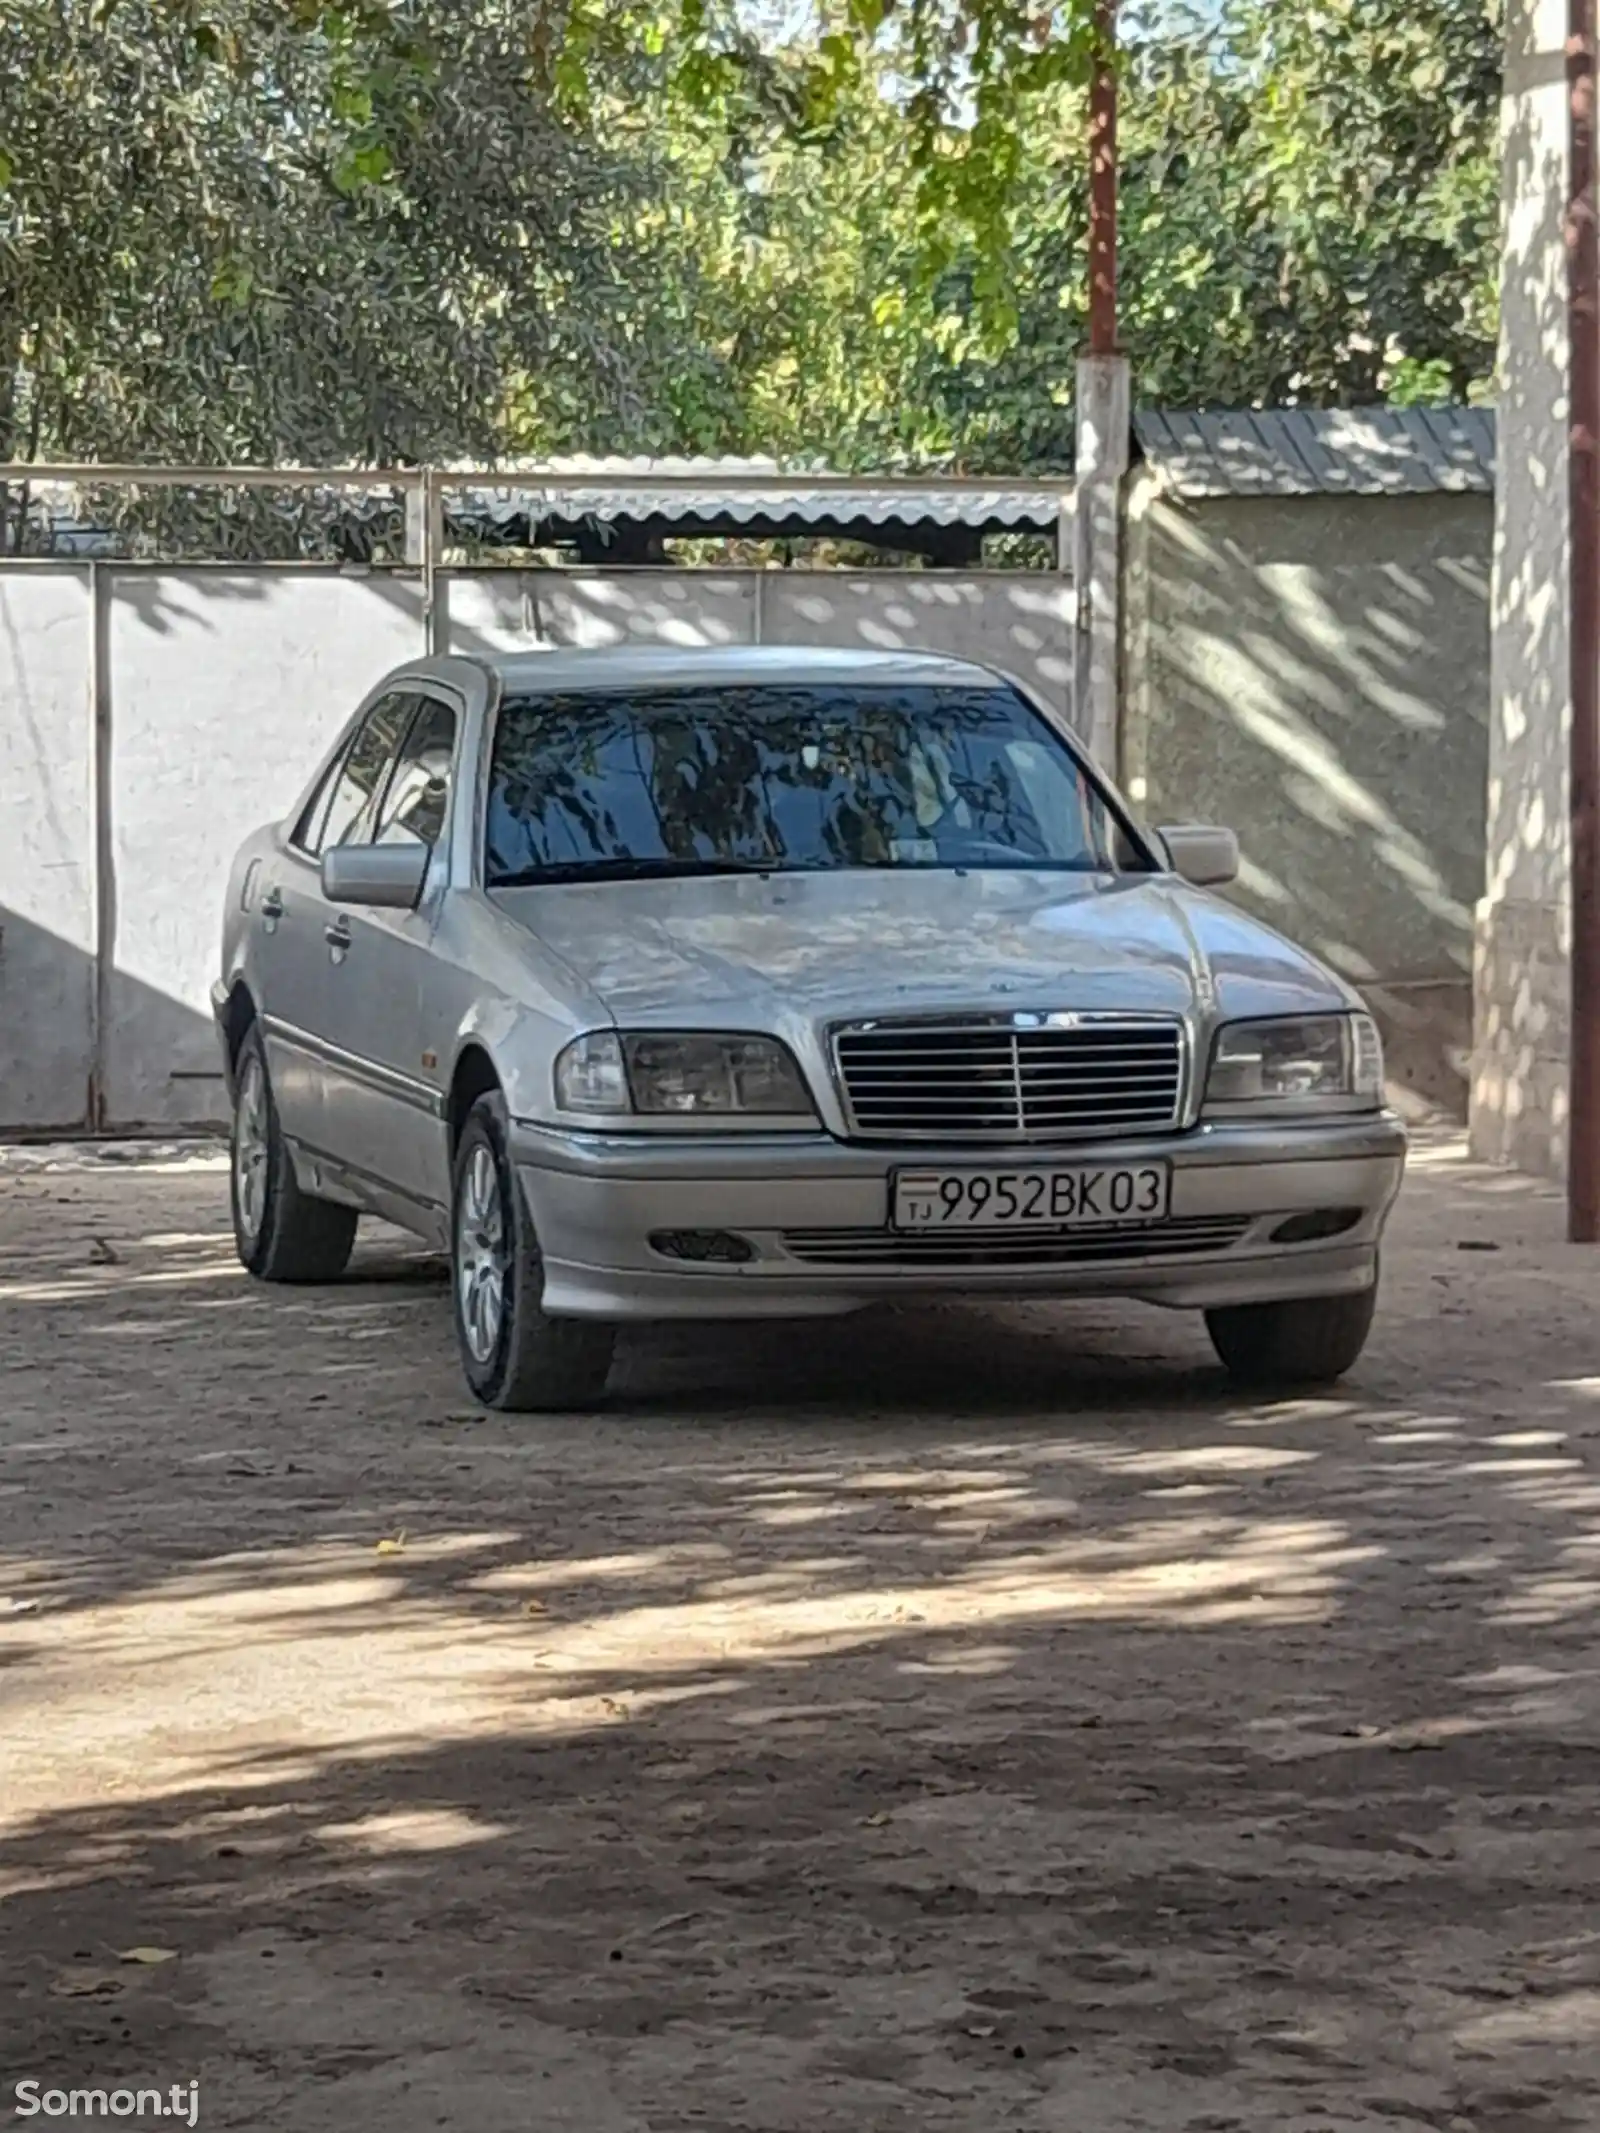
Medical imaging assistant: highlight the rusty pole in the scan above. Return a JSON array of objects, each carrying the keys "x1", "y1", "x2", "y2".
[
  {"x1": 1571, "y1": 0, "x2": 1600, "y2": 1241},
  {"x1": 1087, "y1": 0, "x2": 1118, "y2": 356}
]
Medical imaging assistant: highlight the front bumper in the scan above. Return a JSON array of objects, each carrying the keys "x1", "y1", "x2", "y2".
[{"x1": 510, "y1": 1113, "x2": 1407, "y2": 1322}]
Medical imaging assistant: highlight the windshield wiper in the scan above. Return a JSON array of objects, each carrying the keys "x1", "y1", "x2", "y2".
[{"x1": 490, "y1": 856, "x2": 801, "y2": 887}]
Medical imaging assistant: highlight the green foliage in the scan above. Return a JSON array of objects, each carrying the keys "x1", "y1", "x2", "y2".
[
  {"x1": 0, "y1": 0, "x2": 733, "y2": 472},
  {"x1": 0, "y1": 0, "x2": 1503, "y2": 509}
]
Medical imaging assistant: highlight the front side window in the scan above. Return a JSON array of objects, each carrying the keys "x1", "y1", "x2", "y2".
[
  {"x1": 374, "y1": 698, "x2": 457, "y2": 850},
  {"x1": 300, "y1": 692, "x2": 415, "y2": 858},
  {"x1": 484, "y1": 683, "x2": 1146, "y2": 887}
]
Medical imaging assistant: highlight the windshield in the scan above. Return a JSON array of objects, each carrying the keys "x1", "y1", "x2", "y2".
[{"x1": 484, "y1": 682, "x2": 1147, "y2": 888}]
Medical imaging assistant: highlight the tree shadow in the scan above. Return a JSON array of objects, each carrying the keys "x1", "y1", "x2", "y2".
[{"x1": 2, "y1": 1143, "x2": 1599, "y2": 2127}]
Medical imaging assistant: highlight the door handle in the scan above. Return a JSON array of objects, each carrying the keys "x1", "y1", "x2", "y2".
[
  {"x1": 324, "y1": 918, "x2": 352, "y2": 950},
  {"x1": 259, "y1": 886, "x2": 284, "y2": 921}
]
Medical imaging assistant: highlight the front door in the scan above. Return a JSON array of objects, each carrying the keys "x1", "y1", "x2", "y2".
[
  {"x1": 262, "y1": 690, "x2": 416, "y2": 1159},
  {"x1": 312, "y1": 691, "x2": 460, "y2": 1214}
]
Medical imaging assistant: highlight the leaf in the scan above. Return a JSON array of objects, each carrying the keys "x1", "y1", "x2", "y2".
[
  {"x1": 521, "y1": 1597, "x2": 548, "y2": 1616},
  {"x1": 117, "y1": 1946, "x2": 178, "y2": 1965},
  {"x1": 375, "y1": 1532, "x2": 406, "y2": 1557}
]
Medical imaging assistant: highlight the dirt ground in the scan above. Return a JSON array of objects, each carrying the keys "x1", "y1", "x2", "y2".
[{"x1": 2, "y1": 1137, "x2": 1599, "y2": 2132}]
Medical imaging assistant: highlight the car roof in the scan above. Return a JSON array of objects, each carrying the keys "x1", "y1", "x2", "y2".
[{"x1": 430, "y1": 643, "x2": 1007, "y2": 696}]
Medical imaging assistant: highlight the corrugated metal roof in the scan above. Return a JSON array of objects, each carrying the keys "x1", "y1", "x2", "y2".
[
  {"x1": 1133, "y1": 407, "x2": 1496, "y2": 499},
  {"x1": 456, "y1": 458, "x2": 1067, "y2": 532}
]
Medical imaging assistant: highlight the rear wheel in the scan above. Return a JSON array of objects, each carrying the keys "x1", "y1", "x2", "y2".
[
  {"x1": 231, "y1": 1025, "x2": 357, "y2": 1282},
  {"x1": 451, "y1": 1093, "x2": 615, "y2": 1412},
  {"x1": 1205, "y1": 1283, "x2": 1377, "y2": 1389}
]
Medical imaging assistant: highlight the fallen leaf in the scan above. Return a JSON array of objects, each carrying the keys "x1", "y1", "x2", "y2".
[
  {"x1": 4, "y1": 1597, "x2": 40, "y2": 1616},
  {"x1": 375, "y1": 1532, "x2": 407, "y2": 1557},
  {"x1": 862, "y1": 1811, "x2": 891, "y2": 1828},
  {"x1": 965, "y1": 2023, "x2": 997, "y2": 2039},
  {"x1": 521, "y1": 1597, "x2": 548, "y2": 1617},
  {"x1": 118, "y1": 1946, "x2": 178, "y2": 1966},
  {"x1": 88, "y1": 1237, "x2": 122, "y2": 1266}
]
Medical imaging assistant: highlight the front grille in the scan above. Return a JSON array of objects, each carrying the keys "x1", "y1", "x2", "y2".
[
  {"x1": 832, "y1": 1016, "x2": 1186, "y2": 1142},
  {"x1": 780, "y1": 1215, "x2": 1251, "y2": 1268}
]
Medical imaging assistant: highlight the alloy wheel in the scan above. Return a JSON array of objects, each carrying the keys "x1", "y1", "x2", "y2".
[
  {"x1": 233, "y1": 1052, "x2": 270, "y2": 1248},
  {"x1": 456, "y1": 1142, "x2": 508, "y2": 1365}
]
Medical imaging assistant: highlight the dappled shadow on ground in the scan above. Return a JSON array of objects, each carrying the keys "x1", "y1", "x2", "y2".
[{"x1": 1, "y1": 1144, "x2": 1599, "y2": 2129}]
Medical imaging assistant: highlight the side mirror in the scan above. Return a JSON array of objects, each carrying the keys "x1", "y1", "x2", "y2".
[
  {"x1": 1157, "y1": 824, "x2": 1240, "y2": 889},
  {"x1": 321, "y1": 842, "x2": 429, "y2": 910}
]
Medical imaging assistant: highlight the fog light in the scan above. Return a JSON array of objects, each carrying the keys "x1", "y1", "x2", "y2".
[
  {"x1": 649, "y1": 1229, "x2": 757, "y2": 1264},
  {"x1": 1270, "y1": 1208, "x2": 1362, "y2": 1244}
]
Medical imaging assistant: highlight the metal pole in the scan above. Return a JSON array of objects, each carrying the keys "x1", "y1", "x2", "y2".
[
  {"x1": 421, "y1": 465, "x2": 440, "y2": 656},
  {"x1": 1570, "y1": 0, "x2": 1600, "y2": 1241},
  {"x1": 89, "y1": 562, "x2": 114, "y2": 1133},
  {"x1": 1088, "y1": 0, "x2": 1119, "y2": 356}
]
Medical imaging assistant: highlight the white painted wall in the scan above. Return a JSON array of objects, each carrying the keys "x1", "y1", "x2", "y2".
[
  {"x1": 761, "y1": 574, "x2": 1075, "y2": 719},
  {"x1": 0, "y1": 571, "x2": 94, "y2": 1127},
  {"x1": 1472, "y1": 0, "x2": 1573, "y2": 1179},
  {"x1": 1, "y1": 563, "x2": 1075, "y2": 1132},
  {"x1": 442, "y1": 569, "x2": 1076, "y2": 724},
  {"x1": 104, "y1": 572, "x2": 425, "y2": 1127},
  {"x1": 445, "y1": 571, "x2": 758, "y2": 656}
]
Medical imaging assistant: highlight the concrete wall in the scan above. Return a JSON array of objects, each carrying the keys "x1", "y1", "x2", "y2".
[
  {"x1": 0, "y1": 571, "x2": 95, "y2": 1127},
  {"x1": 1, "y1": 563, "x2": 1075, "y2": 1133},
  {"x1": 442, "y1": 569, "x2": 1076, "y2": 720},
  {"x1": 1472, "y1": 0, "x2": 1573, "y2": 1179},
  {"x1": 0, "y1": 536, "x2": 1502, "y2": 1135},
  {"x1": 106, "y1": 573, "x2": 424, "y2": 1126},
  {"x1": 1124, "y1": 482, "x2": 1493, "y2": 1115}
]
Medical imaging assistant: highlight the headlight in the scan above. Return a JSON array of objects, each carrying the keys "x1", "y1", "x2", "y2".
[
  {"x1": 1204, "y1": 1013, "x2": 1383, "y2": 1114},
  {"x1": 554, "y1": 1032, "x2": 817, "y2": 1119}
]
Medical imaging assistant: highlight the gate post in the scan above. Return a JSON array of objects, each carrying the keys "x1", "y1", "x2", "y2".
[{"x1": 1072, "y1": 353, "x2": 1131, "y2": 771}]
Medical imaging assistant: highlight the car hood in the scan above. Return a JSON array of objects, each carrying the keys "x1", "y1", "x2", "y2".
[{"x1": 491, "y1": 870, "x2": 1355, "y2": 1028}]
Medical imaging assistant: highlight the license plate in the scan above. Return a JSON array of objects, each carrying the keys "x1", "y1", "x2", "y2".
[{"x1": 892, "y1": 1163, "x2": 1171, "y2": 1231}]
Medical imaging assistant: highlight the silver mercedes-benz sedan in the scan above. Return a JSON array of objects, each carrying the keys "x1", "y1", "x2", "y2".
[{"x1": 214, "y1": 644, "x2": 1405, "y2": 1410}]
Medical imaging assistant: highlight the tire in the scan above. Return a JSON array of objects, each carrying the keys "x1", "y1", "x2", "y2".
[
  {"x1": 451, "y1": 1092, "x2": 616, "y2": 1412},
  {"x1": 1205, "y1": 1282, "x2": 1377, "y2": 1389},
  {"x1": 230, "y1": 1024, "x2": 358, "y2": 1282}
]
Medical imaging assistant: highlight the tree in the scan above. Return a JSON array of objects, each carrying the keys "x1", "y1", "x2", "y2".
[
  {"x1": 623, "y1": 0, "x2": 1502, "y2": 471},
  {"x1": 0, "y1": 0, "x2": 1503, "y2": 512},
  {"x1": 0, "y1": 1, "x2": 735, "y2": 471}
]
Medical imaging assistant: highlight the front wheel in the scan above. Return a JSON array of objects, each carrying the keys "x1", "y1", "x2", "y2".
[
  {"x1": 1205, "y1": 1283, "x2": 1377, "y2": 1389},
  {"x1": 451, "y1": 1094, "x2": 616, "y2": 1412}
]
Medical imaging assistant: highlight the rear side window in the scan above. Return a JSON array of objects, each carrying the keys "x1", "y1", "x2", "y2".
[{"x1": 297, "y1": 693, "x2": 415, "y2": 858}]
